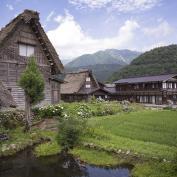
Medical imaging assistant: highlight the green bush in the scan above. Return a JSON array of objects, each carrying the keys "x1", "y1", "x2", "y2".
[
  {"x1": 34, "y1": 104, "x2": 64, "y2": 119},
  {"x1": 33, "y1": 101, "x2": 144, "y2": 120},
  {"x1": 0, "y1": 110, "x2": 24, "y2": 129},
  {"x1": 76, "y1": 103, "x2": 92, "y2": 118},
  {"x1": 56, "y1": 116, "x2": 86, "y2": 152},
  {"x1": 91, "y1": 102, "x2": 119, "y2": 116}
]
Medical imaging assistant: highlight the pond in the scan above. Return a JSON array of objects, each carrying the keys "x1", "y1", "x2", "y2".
[{"x1": 0, "y1": 148, "x2": 132, "y2": 177}]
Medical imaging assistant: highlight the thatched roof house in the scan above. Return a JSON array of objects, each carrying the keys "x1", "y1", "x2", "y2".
[
  {"x1": 60, "y1": 69, "x2": 112, "y2": 102},
  {"x1": 0, "y1": 82, "x2": 16, "y2": 108},
  {"x1": 0, "y1": 9, "x2": 64, "y2": 107},
  {"x1": 0, "y1": 9, "x2": 64, "y2": 73}
]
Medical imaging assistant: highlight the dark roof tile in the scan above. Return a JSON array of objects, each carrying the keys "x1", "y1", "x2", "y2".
[{"x1": 114, "y1": 74, "x2": 177, "y2": 84}]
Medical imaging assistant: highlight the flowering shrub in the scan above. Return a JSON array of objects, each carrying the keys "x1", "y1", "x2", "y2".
[
  {"x1": 76, "y1": 104, "x2": 92, "y2": 119},
  {"x1": 91, "y1": 103, "x2": 117, "y2": 116},
  {"x1": 0, "y1": 110, "x2": 25, "y2": 129},
  {"x1": 34, "y1": 104, "x2": 64, "y2": 119},
  {"x1": 96, "y1": 97, "x2": 106, "y2": 103}
]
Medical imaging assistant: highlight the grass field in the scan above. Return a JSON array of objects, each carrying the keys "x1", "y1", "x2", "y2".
[
  {"x1": 1, "y1": 106, "x2": 177, "y2": 177},
  {"x1": 84, "y1": 110, "x2": 177, "y2": 160}
]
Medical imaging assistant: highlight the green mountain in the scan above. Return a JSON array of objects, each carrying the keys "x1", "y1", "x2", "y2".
[
  {"x1": 65, "y1": 64, "x2": 123, "y2": 82},
  {"x1": 65, "y1": 49, "x2": 141, "y2": 82},
  {"x1": 109, "y1": 45, "x2": 177, "y2": 81},
  {"x1": 66, "y1": 49, "x2": 141, "y2": 67},
  {"x1": 105, "y1": 49, "x2": 141, "y2": 64}
]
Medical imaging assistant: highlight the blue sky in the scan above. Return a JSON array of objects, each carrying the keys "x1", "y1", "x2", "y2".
[{"x1": 0, "y1": 0, "x2": 177, "y2": 61}]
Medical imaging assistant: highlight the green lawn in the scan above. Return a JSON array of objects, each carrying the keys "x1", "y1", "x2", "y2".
[{"x1": 84, "y1": 110, "x2": 177, "y2": 160}]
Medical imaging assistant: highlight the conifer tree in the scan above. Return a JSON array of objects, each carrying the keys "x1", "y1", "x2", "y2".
[{"x1": 19, "y1": 57, "x2": 45, "y2": 131}]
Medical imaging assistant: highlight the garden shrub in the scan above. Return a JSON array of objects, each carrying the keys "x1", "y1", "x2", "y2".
[
  {"x1": 33, "y1": 101, "x2": 144, "y2": 120},
  {"x1": 76, "y1": 103, "x2": 92, "y2": 119},
  {"x1": 57, "y1": 116, "x2": 87, "y2": 152},
  {"x1": 91, "y1": 102, "x2": 119, "y2": 116},
  {"x1": 34, "y1": 104, "x2": 64, "y2": 119},
  {"x1": 0, "y1": 110, "x2": 25, "y2": 129}
]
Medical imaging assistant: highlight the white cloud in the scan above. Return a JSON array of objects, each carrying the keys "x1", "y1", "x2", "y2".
[
  {"x1": 47, "y1": 11, "x2": 139, "y2": 59},
  {"x1": 6, "y1": 4, "x2": 14, "y2": 11},
  {"x1": 111, "y1": 0, "x2": 161, "y2": 12},
  {"x1": 143, "y1": 20, "x2": 174, "y2": 38},
  {"x1": 69, "y1": 0, "x2": 161, "y2": 12},
  {"x1": 54, "y1": 15, "x2": 63, "y2": 23},
  {"x1": 69, "y1": 0, "x2": 111, "y2": 9},
  {"x1": 46, "y1": 11, "x2": 55, "y2": 22}
]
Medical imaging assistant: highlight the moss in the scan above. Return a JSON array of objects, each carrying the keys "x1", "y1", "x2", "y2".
[
  {"x1": 34, "y1": 142, "x2": 120, "y2": 166},
  {"x1": 34, "y1": 141, "x2": 61, "y2": 157},
  {"x1": 71, "y1": 147, "x2": 119, "y2": 166},
  {"x1": 0, "y1": 128, "x2": 45, "y2": 157}
]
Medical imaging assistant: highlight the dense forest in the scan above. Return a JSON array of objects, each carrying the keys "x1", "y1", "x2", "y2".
[{"x1": 109, "y1": 45, "x2": 177, "y2": 81}]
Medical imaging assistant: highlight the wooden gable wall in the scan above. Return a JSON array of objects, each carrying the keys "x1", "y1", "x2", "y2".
[
  {"x1": 78, "y1": 72, "x2": 98, "y2": 93},
  {"x1": 0, "y1": 22, "x2": 54, "y2": 107}
]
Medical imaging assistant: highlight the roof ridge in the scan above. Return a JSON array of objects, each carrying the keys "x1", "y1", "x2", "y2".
[
  {"x1": 0, "y1": 9, "x2": 64, "y2": 73},
  {"x1": 118, "y1": 73, "x2": 177, "y2": 80},
  {"x1": 0, "y1": 9, "x2": 39, "y2": 32},
  {"x1": 114, "y1": 73, "x2": 177, "y2": 84},
  {"x1": 66, "y1": 69, "x2": 90, "y2": 74}
]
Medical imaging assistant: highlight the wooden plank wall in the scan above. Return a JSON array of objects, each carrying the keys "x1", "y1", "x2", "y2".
[{"x1": 0, "y1": 22, "x2": 54, "y2": 108}]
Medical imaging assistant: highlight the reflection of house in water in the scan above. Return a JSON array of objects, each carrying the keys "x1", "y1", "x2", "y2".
[
  {"x1": 60, "y1": 69, "x2": 113, "y2": 102},
  {"x1": 113, "y1": 74, "x2": 177, "y2": 105}
]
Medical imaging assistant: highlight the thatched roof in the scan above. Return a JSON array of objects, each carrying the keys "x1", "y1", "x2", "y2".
[
  {"x1": 60, "y1": 69, "x2": 111, "y2": 95},
  {"x1": 61, "y1": 70, "x2": 92, "y2": 94},
  {"x1": 0, "y1": 82, "x2": 16, "y2": 108},
  {"x1": 0, "y1": 9, "x2": 64, "y2": 74}
]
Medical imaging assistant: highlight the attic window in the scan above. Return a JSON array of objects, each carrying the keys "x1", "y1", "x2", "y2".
[
  {"x1": 86, "y1": 84, "x2": 91, "y2": 89},
  {"x1": 86, "y1": 77, "x2": 91, "y2": 82},
  {"x1": 19, "y1": 43, "x2": 34, "y2": 57}
]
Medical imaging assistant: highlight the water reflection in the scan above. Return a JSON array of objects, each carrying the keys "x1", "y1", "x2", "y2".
[{"x1": 0, "y1": 149, "x2": 131, "y2": 177}]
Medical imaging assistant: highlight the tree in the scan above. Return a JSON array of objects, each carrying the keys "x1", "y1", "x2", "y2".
[
  {"x1": 19, "y1": 57, "x2": 45, "y2": 131},
  {"x1": 57, "y1": 116, "x2": 86, "y2": 153}
]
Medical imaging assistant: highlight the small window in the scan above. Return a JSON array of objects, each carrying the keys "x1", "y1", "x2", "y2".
[
  {"x1": 86, "y1": 84, "x2": 91, "y2": 88},
  {"x1": 86, "y1": 77, "x2": 91, "y2": 82},
  {"x1": 27, "y1": 45, "x2": 34, "y2": 56},
  {"x1": 168, "y1": 83, "x2": 172, "y2": 89},
  {"x1": 19, "y1": 44, "x2": 26, "y2": 56},
  {"x1": 162, "y1": 82, "x2": 167, "y2": 89},
  {"x1": 19, "y1": 43, "x2": 34, "y2": 57}
]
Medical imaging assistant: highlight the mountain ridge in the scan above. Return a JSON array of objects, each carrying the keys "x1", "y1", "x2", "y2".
[
  {"x1": 65, "y1": 49, "x2": 141, "y2": 67},
  {"x1": 109, "y1": 45, "x2": 177, "y2": 82},
  {"x1": 65, "y1": 49, "x2": 141, "y2": 82}
]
